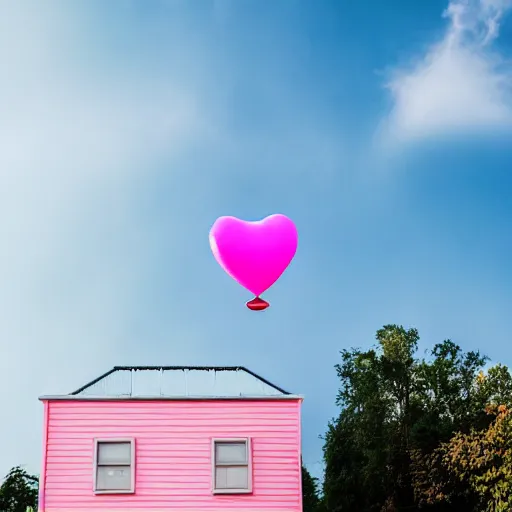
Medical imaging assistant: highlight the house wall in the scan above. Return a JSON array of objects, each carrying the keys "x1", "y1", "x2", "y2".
[{"x1": 40, "y1": 399, "x2": 302, "y2": 512}]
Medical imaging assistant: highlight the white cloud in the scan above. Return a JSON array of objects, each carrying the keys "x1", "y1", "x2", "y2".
[
  {"x1": 383, "y1": 0, "x2": 512, "y2": 142},
  {"x1": 0, "y1": 1, "x2": 212, "y2": 477}
]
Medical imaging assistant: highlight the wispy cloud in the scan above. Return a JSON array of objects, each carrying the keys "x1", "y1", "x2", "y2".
[{"x1": 382, "y1": 0, "x2": 512, "y2": 142}]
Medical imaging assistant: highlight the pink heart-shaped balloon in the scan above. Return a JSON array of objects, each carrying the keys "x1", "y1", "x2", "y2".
[{"x1": 209, "y1": 214, "x2": 298, "y2": 297}]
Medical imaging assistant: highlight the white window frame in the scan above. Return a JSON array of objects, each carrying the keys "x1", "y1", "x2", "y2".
[
  {"x1": 211, "y1": 437, "x2": 252, "y2": 494},
  {"x1": 93, "y1": 438, "x2": 135, "y2": 494}
]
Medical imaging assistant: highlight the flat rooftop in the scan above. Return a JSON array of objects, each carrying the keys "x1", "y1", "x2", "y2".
[{"x1": 39, "y1": 366, "x2": 302, "y2": 400}]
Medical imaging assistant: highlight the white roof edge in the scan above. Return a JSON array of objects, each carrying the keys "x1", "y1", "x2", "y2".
[{"x1": 39, "y1": 394, "x2": 304, "y2": 401}]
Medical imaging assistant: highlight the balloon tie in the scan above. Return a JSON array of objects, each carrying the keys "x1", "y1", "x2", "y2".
[{"x1": 246, "y1": 297, "x2": 270, "y2": 311}]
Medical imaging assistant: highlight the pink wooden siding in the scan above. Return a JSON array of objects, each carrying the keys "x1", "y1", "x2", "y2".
[{"x1": 41, "y1": 399, "x2": 302, "y2": 512}]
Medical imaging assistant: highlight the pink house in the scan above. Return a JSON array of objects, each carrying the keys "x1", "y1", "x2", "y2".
[{"x1": 38, "y1": 366, "x2": 303, "y2": 512}]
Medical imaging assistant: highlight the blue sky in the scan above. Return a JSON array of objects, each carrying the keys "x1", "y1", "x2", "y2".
[{"x1": 1, "y1": 0, "x2": 512, "y2": 482}]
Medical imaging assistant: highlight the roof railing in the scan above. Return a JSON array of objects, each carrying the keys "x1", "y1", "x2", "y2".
[{"x1": 69, "y1": 365, "x2": 291, "y2": 396}]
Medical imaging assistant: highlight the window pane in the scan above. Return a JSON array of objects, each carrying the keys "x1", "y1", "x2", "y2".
[
  {"x1": 226, "y1": 466, "x2": 248, "y2": 489},
  {"x1": 215, "y1": 442, "x2": 247, "y2": 464},
  {"x1": 97, "y1": 442, "x2": 131, "y2": 465},
  {"x1": 215, "y1": 466, "x2": 248, "y2": 489},
  {"x1": 96, "y1": 465, "x2": 132, "y2": 491},
  {"x1": 215, "y1": 466, "x2": 227, "y2": 489}
]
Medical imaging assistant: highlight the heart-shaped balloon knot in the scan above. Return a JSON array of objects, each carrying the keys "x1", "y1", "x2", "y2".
[{"x1": 246, "y1": 297, "x2": 269, "y2": 311}]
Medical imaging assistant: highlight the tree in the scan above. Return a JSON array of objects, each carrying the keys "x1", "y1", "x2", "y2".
[
  {"x1": 322, "y1": 325, "x2": 492, "y2": 512},
  {"x1": 302, "y1": 461, "x2": 320, "y2": 512},
  {"x1": 411, "y1": 363, "x2": 512, "y2": 512},
  {"x1": 441, "y1": 404, "x2": 512, "y2": 512},
  {"x1": 323, "y1": 346, "x2": 387, "y2": 511},
  {"x1": 0, "y1": 466, "x2": 38, "y2": 512},
  {"x1": 323, "y1": 325, "x2": 420, "y2": 511}
]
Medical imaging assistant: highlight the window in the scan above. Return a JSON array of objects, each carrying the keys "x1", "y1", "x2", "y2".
[
  {"x1": 93, "y1": 439, "x2": 135, "y2": 494},
  {"x1": 212, "y1": 438, "x2": 252, "y2": 494}
]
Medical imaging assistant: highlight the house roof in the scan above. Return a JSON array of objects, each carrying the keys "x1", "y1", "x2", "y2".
[{"x1": 39, "y1": 366, "x2": 302, "y2": 401}]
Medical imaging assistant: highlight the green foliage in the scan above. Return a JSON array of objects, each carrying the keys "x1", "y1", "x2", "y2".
[
  {"x1": 414, "y1": 402, "x2": 512, "y2": 512},
  {"x1": 441, "y1": 404, "x2": 512, "y2": 512},
  {"x1": 322, "y1": 324, "x2": 511, "y2": 512},
  {"x1": 302, "y1": 461, "x2": 320, "y2": 512},
  {"x1": 0, "y1": 466, "x2": 38, "y2": 512}
]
